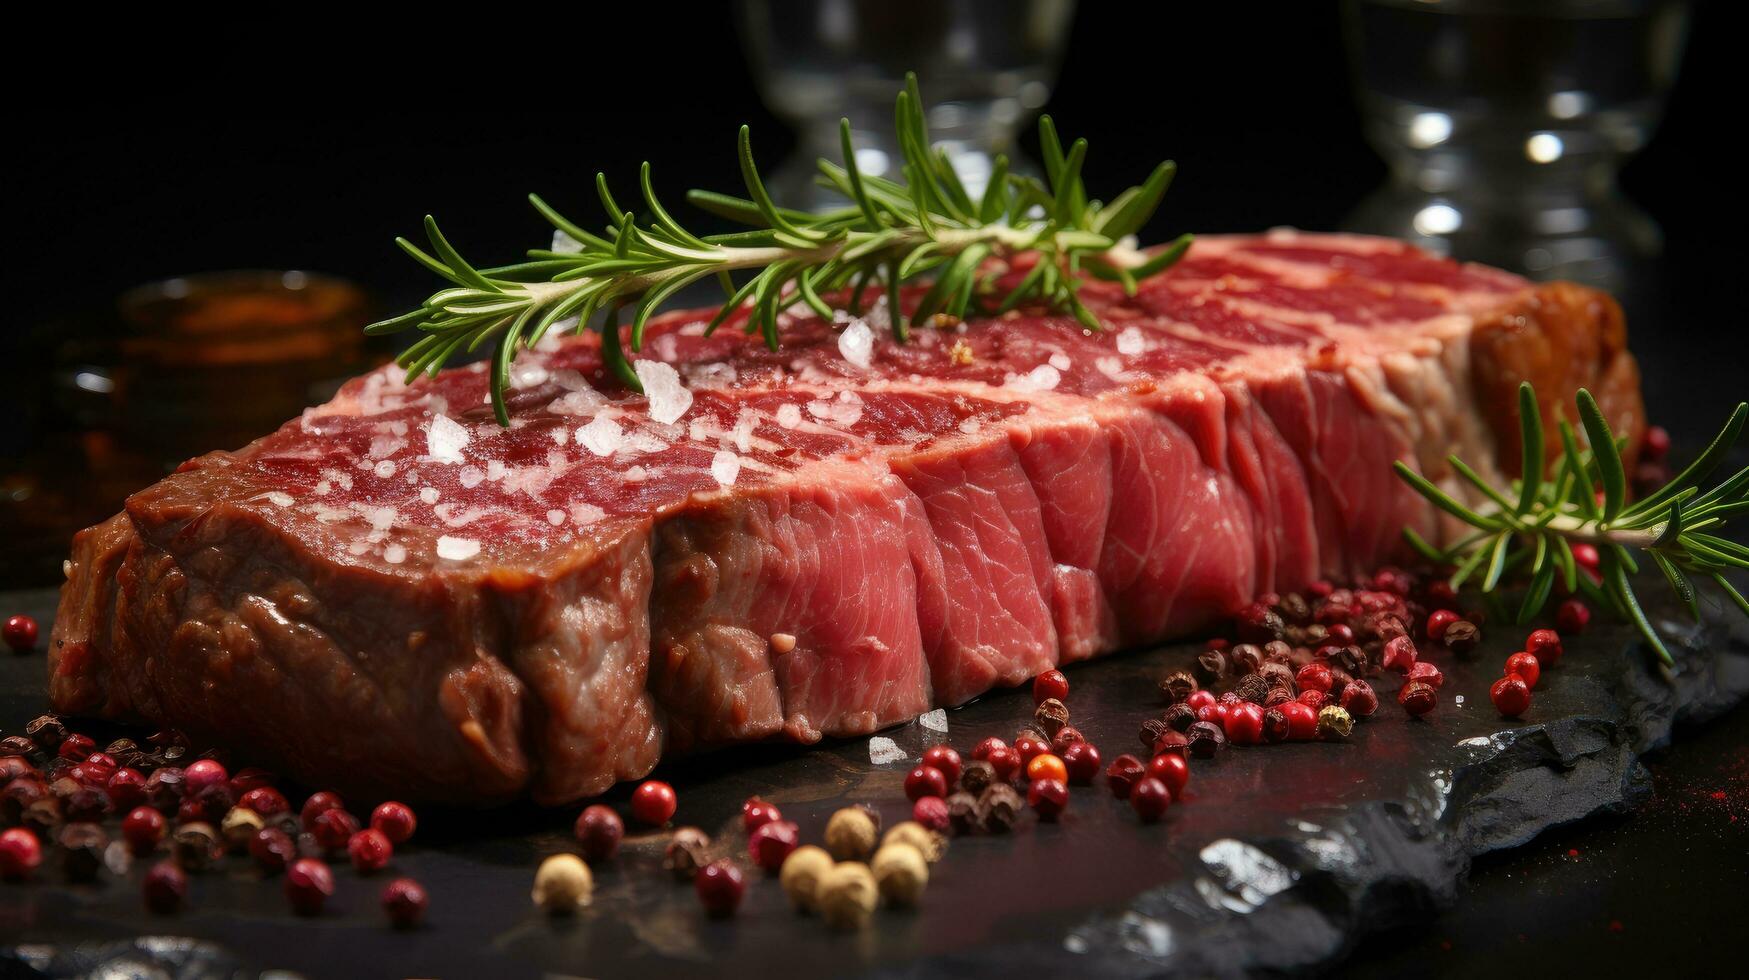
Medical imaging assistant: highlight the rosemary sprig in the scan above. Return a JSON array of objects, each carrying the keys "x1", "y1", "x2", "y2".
[
  {"x1": 1397, "y1": 382, "x2": 1749, "y2": 666},
  {"x1": 365, "y1": 74, "x2": 1190, "y2": 425}
]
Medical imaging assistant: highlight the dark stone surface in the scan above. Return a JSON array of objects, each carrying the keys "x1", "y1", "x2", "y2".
[{"x1": 1, "y1": 579, "x2": 1745, "y2": 978}]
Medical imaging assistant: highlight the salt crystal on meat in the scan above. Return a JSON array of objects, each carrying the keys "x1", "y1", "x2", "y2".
[
  {"x1": 579, "y1": 414, "x2": 624, "y2": 457},
  {"x1": 838, "y1": 320, "x2": 874, "y2": 369},
  {"x1": 710, "y1": 451, "x2": 741, "y2": 487},
  {"x1": 436, "y1": 536, "x2": 481, "y2": 561},
  {"x1": 635, "y1": 360, "x2": 693, "y2": 425},
  {"x1": 425, "y1": 415, "x2": 470, "y2": 463}
]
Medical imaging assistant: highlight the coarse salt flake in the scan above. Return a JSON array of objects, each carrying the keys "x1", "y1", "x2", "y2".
[
  {"x1": 1049, "y1": 352, "x2": 1072, "y2": 371},
  {"x1": 425, "y1": 414, "x2": 470, "y2": 463},
  {"x1": 264, "y1": 491, "x2": 294, "y2": 507},
  {"x1": 838, "y1": 319, "x2": 874, "y2": 369},
  {"x1": 776, "y1": 403, "x2": 802, "y2": 429},
  {"x1": 458, "y1": 466, "x2": 484, "y2": 489},
  {"x1": 383, "y1": 544, "x2": 407, "y2": 565},
  {"x1": 419, "y1": 487, "x2": 440, "y2": 505},
  {"x1": 436, "y1": 536, "x2": 481, "y2": 561},
  {"x1": 868, "y1": 736, "x2": 906, "y2": 765},
  {"x1": 710, "y1": 450, "x2": 741, "y2": 487},
  {"x1": 578, "y1": 414, "x2": 623, "y2": 457},
  {"x1": 635, "y1": 360, "x2": 693, "y2": 425},
  {"x1": 1116, "y1": 326, "x2": 1147, "y2": 356},
  {"x1": 1009, "y1": 364, "x2": 1061, "y2": 392},
  {"x1": 373, "y1": 460, "x2": 397, "y2": 479},
  {"x1": 918, "y1": 709, "x2": 948, "y2": 733},
  {"x1": 547, "y1": 509, "x2": 566, "y2": 526}
]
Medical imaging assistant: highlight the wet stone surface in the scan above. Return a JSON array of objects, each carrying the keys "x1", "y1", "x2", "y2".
[{"x1": 2, "y1": 581, "x2": 1745, "y2": 978}]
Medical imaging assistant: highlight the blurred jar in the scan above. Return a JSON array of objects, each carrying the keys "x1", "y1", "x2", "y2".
[
  {"x1": 1342, "y1": 0, "x2": 1689, "y2": 290},
  {"x1": 736, "y1": 0, "x2": 1076, "y2": 211}
]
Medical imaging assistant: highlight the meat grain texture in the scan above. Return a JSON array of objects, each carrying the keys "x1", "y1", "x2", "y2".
[{"x1": 50, "y1": 233, "x2": 1643, "y2": 803}]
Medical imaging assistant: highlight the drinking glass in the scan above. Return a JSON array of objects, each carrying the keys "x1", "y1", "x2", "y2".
[
  {"x1": 735, "y1": 0, "x2": 1076, "y2": 212},
  {"x1": 1342, "y1": 0, "x2": 1690, "y2": 289}
]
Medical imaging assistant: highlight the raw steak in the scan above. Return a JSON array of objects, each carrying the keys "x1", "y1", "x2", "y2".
[{"x1": 48, "y1": 232, "x2": 1644, "y2": 804}]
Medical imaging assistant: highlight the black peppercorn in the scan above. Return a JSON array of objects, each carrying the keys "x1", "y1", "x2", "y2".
[
  {"x1": 1259, "y1": 661, "x2": 1296, "y2": 692},
  {"x1": 1278, "y1": 593, "x2": 1312, "y2": 625},
  {"x1": 2, "y1": 778, "x2": 47, "y2": 824},
  {"x1": 1153, "y1": 731, "x2": 1189, "y2": 757},
  {"x1": 977, "y1": 784, "x2": 1023, "y2": 833},
  {"x1": 662, "y1": 827, "x2": 711, "y2": 880},
  {"x1": 105, "y1": 738, "x2": 139, "y2": 758},
  {"x1": 1195, "y1": 649, "x2": 1230, "y2": 684},
  {"x1": 25, "y1": 715, "x2": 67, "y2": 753},
  {"x1": 1163, "y1": 703, "x2": 1197, "y2": 732},
  {"x1": 959, "y1": 760, "x2": 996, "y2": 796},
  {"x1": 1235, "y1": 674, "x2": 1271, "y2": 705},
  {"x1": 173, "y1": 822, "x2": 222, "y2": 872},
  {"x1": 1033, "y1": 698, "x2": 1070, "y2": 737},
  {"x1": 143, "y1": 768, "x2": 185, "y2": 812},
  {"x1": 1262, "y1": 709, "x2": 1290, "y2": 744},
  {"x1": 64, "y1": 786, "x2": 111, "y2": 824},
  {"x1": 1159, "y1": 670, "x2": 1198, "y2": 704},
  {"x1": 1265, "y1": 687, "x2": 1296, "y2": 708},
  {"x1": 59, "y1": 822, "x2": 108, "y2": 882},
  {"x1": 22, "y1": 797, "x2": 63, "y2": 837},
  {"x1": 1230, "y1": 644, "x2": 1264, "y2": 676},
  {"x1": 1262, "y1": 640, "x2": 1295, "y2": 665},
  {"x1": 1185, "y1": 721, "x2": 1226, "y2": 758},
  {"x1": 1138, "y1": 718, "x2": 1170, "y2": 751},
  {"x1": 1442, "y1": 620, "x2": 1482, "y2": 654},
  {"x1": 946, "y1": 792, "x2": 979, "y2": 835},
  {"x1": 1327, "y1": 667, "x2": 1353, "y2": 700},
  {"x1": 1367, "y1": 613, "x2": 1409, "y2": 642},
  {"x1": 1, "y1": 736, "x2": 37, "y2": 758},
  {"x1": 1301, "y1": 624, "x2": 1329, "y2": 649},
  {"x1": 146, "y1": 729, "x2": 189, "y2": 749},
  {"x1": 1236, "y1": 604, "x2": 1286, "y2": 643},
  {"x1": 159, "y1": 745, "x2": 187, "y2": 765},
  {"x1": 1325, "y1": 644, "x2": 1367, "y2": 677}
]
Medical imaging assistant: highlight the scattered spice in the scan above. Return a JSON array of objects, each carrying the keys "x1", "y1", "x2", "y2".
[
  {"x1": 779, "y1": 844, "x2": 835, "y2": 911},
  {"x1": 921, "y1": 745, "x2": 963, "y2": 786},
  {"x1": 1491, "y1": 675, "x2": 1532, "y2": 718},
  {"x1": 1341, "y1": 680, "x2": 1380, "y2": 718},
  {"x1": 912, "y1": 795, "x2": 950, "y2": 833},
  {"x1": 220, "y1": 807, "x2": 265, "y2": 853},
  {"x1": 1195, "y1": 648, "x2": 1230, "y2": 684},
  {"x1": 1505, "y1": 651, "x2": 1542, "y2": 689},
  {"x1": 1130, "y1": 777, "x2": 1171, "y2": 823},
  {"x1": 824, "y1": 806, "x2": 879, "y2": 861},
  {"x1": 1025, "y1": 753, "x2": 1068, "y2": 785},
  {"x1": 370, "y1": 801, "x2": 417, "y2": 844},
  {"x1": 3, "y1": 614, "x2": 38, "y2": 653},
  {"x1": 1525, "y1": 628, "x2": 1564, "y2": 667},
  {"x1": 958, "y1": 760, "x2": 996, "y2": 796},
  {"x1": 818, "y1": 861, "x2": 879, "y2": 930},
  {"x1": 1185, "y1": 721, "x2": 1225, "y2": 758},
  {"x1": 749, "y1": 820, "x2": 800, "y2": 872},
  {"x1": 694, "y1": 859, "x2": 746, "y2": 917},
  {"x1": 882, "y1": 821, "x2": 945, "y2": 863},
  {"x1": 1159, "y1": 670, "x2": 1198, "y2": 704},
  {"x1": 381, "y1": 877, "x2": 429, "y2": 928},
  {"x1": 1033, "y1": 698, "x2": 1071, "y2": 737},
  {"x1": 871, "y1": 842, "x2": 929, "y2": 906},
  {"x1": 348, "y1": 828, "x2": 394, "y2": 874},
  {"x1": 630, "y1": 780, "x2": 678, "y2": 826},
  {"x1": 904, "y1": 765, "x2": 949, "y2": 802},
  {"x1": 1398, "y1": 682, "x2": 1438, "y2": 717},
  {"x1": 1060, "y1": 741, "x2": 1101, "y2": 784},
  {"x1": 532, "y1": 853, "x2": 593, "y2": 913},
  {"x1": 574, "y1": 804, "x2": 624, "y2": 861},
  {"x1": 1442, "y1": 620, "x2": 1482, "y2": 654},
  {"x1": 1032, "y1": 669, "x2": 1070, "y2": 704},
  {"x1": 1163, "y1": 703, "x2": 1197, "y2": 733},
  {"x1": 143, "y1": 860, "x2": 187, "y2": 913},
  {"x1": 977, "y1": 784, "x2": 1024, "y2": 833},
  {"x1": 285, "y1": 857, "x2": 336, "y2": 916},
  {"x1": 946, "y1": 792, "x2": 980, "y2": 835},
  {"x1": 1317, "y1": 705, "x2": 1354, "y2": 739},
  {"x1": 250, "y1": 827, "x2": 297, "y2": 874},
  {"x1": 1147, "y1": 753, "x2": 1190, "y2": 797}
]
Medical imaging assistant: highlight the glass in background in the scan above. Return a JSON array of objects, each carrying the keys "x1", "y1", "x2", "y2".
[
  {"x1": 1342, "y1": 0, "x2": 1689, "y2": 291},
  {"x1": 735, "y1": 0, "x2": 1076, "y2": 212}
]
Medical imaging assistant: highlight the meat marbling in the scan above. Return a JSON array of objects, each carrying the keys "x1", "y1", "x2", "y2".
[{"x1": 48, "y1": 232, "x2": 1644, "y2": 804}]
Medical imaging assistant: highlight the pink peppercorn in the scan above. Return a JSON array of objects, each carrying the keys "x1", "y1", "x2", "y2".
[
  {"x1": 695, "y1": 859, "x2": 745, "y2": 917},
  {"x1": 348, "y1": 828, "x2": 394, "y2": 874},
  {"x1": 1426, "y1": 608, "x2": 1459, "y2": 640},
  {"x1": 573, "y1": 805, "x2": 623, "y2": 861},
  {"x1": 370, "y1": 802, "x2": 418, "y2": 844},
  {"x1": 1129, "y1": 777, "x2": 1171, "y2": 823},
  {"x1": 286, "y1": 858, "x2": 335, "y2": 915},
  {"x1": 1224, "y1": 702, "x2": 1266, "y2": 745},
  {"x1": 1027, "y1": 778, "x2": 1069, "y2": 820},
  {"x1": 748, "y1": 819, "x2": 800, "y2": 872},
  {"x1": 1295, "y1": 663, "x2": 1334, "y2": 693},
  {"x1": 1555, "y1": 599, "x2": 1591, "y2": 635},
  {"x1": 240, "y1": 787, "x2": 290, "y2": 818},
  {"x1": 904, "y1": 765, "x2": 948, "y2": 802},
  {"x1": 741, "y1": 797, "x2": 782, "y2": 833},
  {"x1": 1104, "y1": 754, "x2": 1146, "y2": 800},
  {"x1": 1381, "y1": 636, "x2": 1418, "y2": 674},
  {"x1": 1278, "y1": 701, "x2": 1319, "y2": 741},
  {"x1": 311, "y1": 808, "x2": 360, "y2": 852},
  {"x1": 1341, "y1": 680, "x2": 1380, "y2": 718},
  {"x1": 0, "y1": 827, "x2": 42, "y2": 880},
  {"x1": 143, "y1": 861, "x2": 187, "y2": 913},
  {"x1": 1505, "y1": 651, "x2": 1542, "y2": 689},
  {"x1": 912, "y1": 795, "x2": 950, "y2": 833},
  {"x1": 1525, "y1": 628, "x2": 1564, "y2": 667},
  {"x1": 183, "y1": 759, "x2": 228, "y2": 797},
  {"x1": 301, "y1": 791, "x2": 345, "y2": 829},
  {"x1": 107, "y1": 768, "x2": 148, "y2": 811},
  {"x1": 1060, "y1": 740, "x2": 1101, "y2": 785},
  {"x1": 1408, "y1": 661, "x2": 1445, "y2": 689},
  {"x1": 381, "y1": 877, "x2": 429, "y2": 928},
  {"x1": 122, "y1": 806, "x2": 167, "y2": 854},
  {"x1": 1398, "y1": 682, "x2": 1438, "y2": 717},
  {"x1": 3, "y1": 614, "x2": 38, "y2": 653},
  {"x1": 970, "y1": 737, "x2": 1007, "y2": 761},
  {"x1": 921, "y1": 745, "x2": 963, "y2": 786}
]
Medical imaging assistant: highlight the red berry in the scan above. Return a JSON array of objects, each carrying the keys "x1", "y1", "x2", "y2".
[
  {"x1": 1027, "y1": 777, "x2": 1069, "y2": 820},
  {"x1": 1408, "y1": 660, "x2": 1445, "y2": 689},
  {"x1": 286, "y1": 858, "x2": 335, "y2": 915},
  {"x1": 1060, "y1": 741, "x2": 1101, "y2": 784},
  {"x1": 143, "y1": 860, "x2": 188, "y2": 913},
  {"x1": 1642, "y1": 425, "x2": 1670, "y2": 461},
  {"x1": 921, "y1": 745, "x2": 963, "y2": 786},
  {"x1": 1147, "y1": 752, "x2": 1190, "y2": 797},
  {"x1": 1130, "y1": 777, "x2": 1172, "y2": 823},
  {"x1": 1279, "y1": 701, "x2": 1319, "y2": 741},
  {"x1": 228, "y1": 767, "x2": 276, "y2": 795},
  {"x1": 1491, "y1": 675, "x2": 1533, "y2": 717},
  {"x1": 301, "y1": 790, "x2": 345, "y2": 829},
  {"x1": 1555, "y1": 598, "x2": 1591, "y2": 635},
  {"x1": 695, "y1": 859, "x2": 745, "y2": 917},
  {"x1": 1185, "y1": 690, "x2": 1217, "y2": 712},
  {"x1": 1525, "y1": 628, "x2": 1564, "y2": 667},
  {"x1": 183, "y1": 759, "x2": 228, "y2": 796},
  {"x1": 249, "y1": 828, "x2": 297, "y2": 873},
  {"x1": 1104, "y1": 754, "x2": 1146, "y2": 799},
  {"x1": 1298, "y1": 689, "x2": 1327, "y2": 711},
  {"x1": 1341, "y1": 680, "x2": 1380, "y2": 718},
  {"x1": 1425, "y1": 608, "x2": 1459, "y2": 641},
  {"x1": 0, "y1": 827, "x2": 42, "y2": 879},
  {"x1": 1224, "y1": 702, "x2": 1266, "y2": 745},
  {"x1": 1505, "y1": 651, "x2": 1542, "y2": 689},
  {"x1": 79, "y1": 752, "x2": 118, "y2": 785},
  {"x1": 1295, "y1": 662, "x2": 1333, "y2": 694},
  {"x1": 1398, "y1": 681, "x2": 1438, "y2": 717},
  {"x1": 912, "y1": 795, "x2": 950, "y2": 832},
  {"x1": 122, "y1": 806, "x2": 167, "y2": 854},
  {"x1": 630, "y1": 780, "x2": 677, "y2": 826},
  {"x1": 573, "y1": 805, "x2": 623, "y2": 861},
  {"x1": 1325, "y1": 623, "x2": 1356, "y2": 646},
  {"x1": 1032, "y1": 669, "x2": 1069, "y2": 704},
  {"x1": 904, "y1": 765, "x2": 948, "y2": 802},
  {"x1": 311, "y1": 808, "x2": 359, "y2": 851},
  {"x1": 1571, "y1": 543, "x2": 1601, "y2": 573},
  {"x1": 349, "y1": 828, "x2": 394, "y2": 873},
  {"x1": 986, "y1": 746, "x2": 1022, "y2": 783},
  {"x1": 381, "y1": 877, "x2": 428, "y2": 928},
  {"x1": 3, "y1": 615, "x2": 38, "y2": 653},
  {"x1": 107, "y1": 768, "x2": 148, "y2": 811},
  {"x1": 970, "y1": 737, "x2": 1007, "y2": 762},
  {"x1": 741, "y1": 797, "x2": 782, "y2": 833},
  {"x1": 1026, "y1": 753, "x2": 1069, "y2": 786},
  {"x1": 1013, "y1": 733, "x2": 1050, "y2": 765},
  {"x1": 1381, "y1": 636, "x2": 1418, "y2": 674},
  {"x1": 748, "y1": 819, "x2": 800, "y2": 872},
  {"x1": 58, "y1": 733, "x2": 95, "y2": 762}
]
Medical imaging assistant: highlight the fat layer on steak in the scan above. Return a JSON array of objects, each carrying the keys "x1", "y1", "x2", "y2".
[{"x1": 49, "y1": 232, "x2": 1643, "y2": 803}]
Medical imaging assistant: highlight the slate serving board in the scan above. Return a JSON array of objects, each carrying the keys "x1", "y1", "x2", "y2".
[{"x1": 2, "y1": 578, "x2": 1745, "y2": 979}]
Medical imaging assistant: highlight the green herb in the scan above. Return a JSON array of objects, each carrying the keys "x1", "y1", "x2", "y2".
[
  {"x1": 365, "y1": 74, "x2": 1189, "y2": 425},
  {"x1": 1397, "y1": 383, "x2": 1749, "y2": 666}
]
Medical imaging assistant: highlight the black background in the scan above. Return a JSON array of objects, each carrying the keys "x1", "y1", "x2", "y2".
[{"x1": 7, "y1": 3, "x2": 1746, "y2": 975}]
